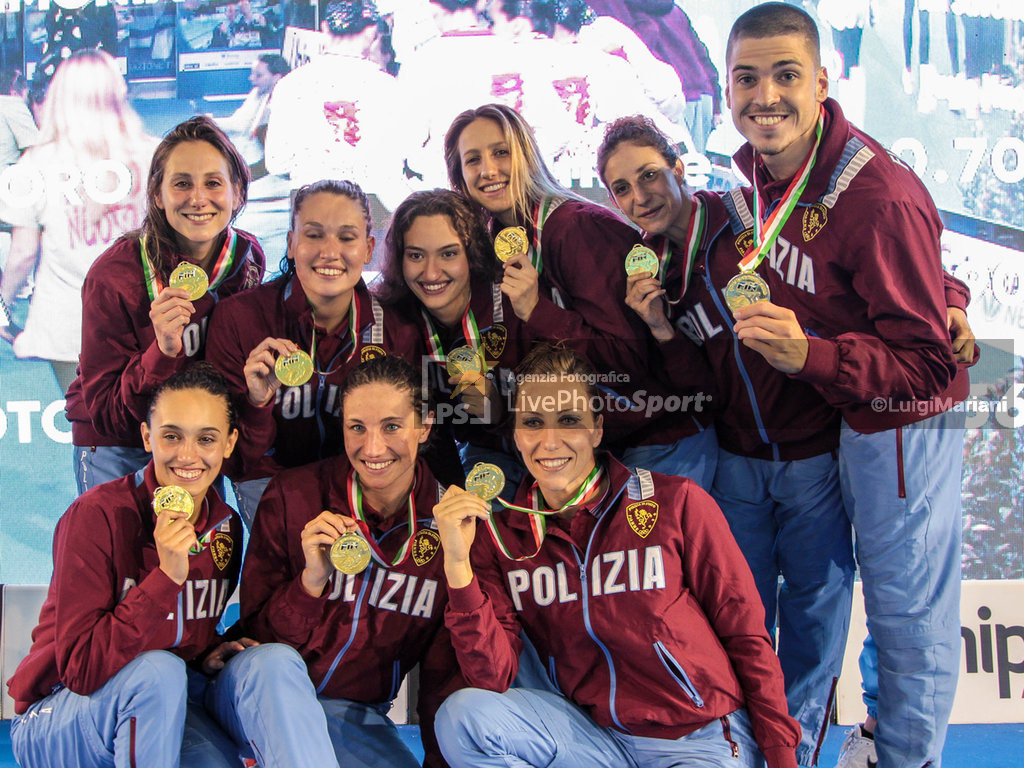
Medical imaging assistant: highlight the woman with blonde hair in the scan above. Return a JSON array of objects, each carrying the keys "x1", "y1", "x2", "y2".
[
  {"x1": 0, "y1": 49, "x2": 155, "y2": 392},
  {"x1": 444, "y1": 104, "x2": 716, "y2": 486}
]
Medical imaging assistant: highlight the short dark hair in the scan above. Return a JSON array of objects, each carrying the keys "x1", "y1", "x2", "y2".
[
  {"x1": 726, "y1": 2, "x2": 821, "y2": 67},
  {"x1": 514, "y1": 342, "x2": 601, "y2": 405},
  {"x1": 143, "y1": 116, "x2": 249, "y2": 281},
  {"x1": 257, "y1": 53, "x2": 291, "y2": 77},
  {"x1": 147, "y1": 362, "x2": 237, "y2": 432},
  {"x1": 596, "y1": 115, "x2": 679, "y2": 187},
  {"x1": 281, "y1": 179, "x2": 372, "y2": 276},
  {"x1": 340, "y1": 356, "x2": 434, "y2": 449},
  {"x1": 376, "y1": 189, "x2": 499, "y2": 307}
]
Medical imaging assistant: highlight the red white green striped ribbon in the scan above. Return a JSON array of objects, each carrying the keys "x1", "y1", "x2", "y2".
[
  {"x1": 739, "y1": 106, "x2": 824, "y2": 273},
  {"x1": 139, "y1": 228, "x2": 238, "y2": 302},
  {"x1": 526, "y1": 196, "x2": 560, "y2": 275},
  {"x1": 310, "y1": 293, "x2": 360, "y2": 375},
  {"x1": 655, "y1": 195, "x2": 706, "y2": 306},
  {"x1": 347, "y1": 469, "x2": 417, "y2": 569},
  {"x1": 483, "y1": 464, "x2": 604, "y2": 561},
  {"x1": 421, "y1": 304, "x2": 490, "y2": 374}
]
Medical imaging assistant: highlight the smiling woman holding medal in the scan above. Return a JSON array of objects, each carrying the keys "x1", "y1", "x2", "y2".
[
  {"x1": 443, "y1": 103, "x2": 717, "y2": 485},
  {"x1": 431, "y1": 343, "x2": 800, "y2": 768},
  {"x1": 9, "y1": 363, "x2": 338, "y2": 768},
  {"x1": 376, "y1": 188, "x2": 534, "y2": 490},
  {"x1": 240, "y1": 355, "x2": 464, "y2": 768},
  {"x1": 205, "y1": 179, "x2": 421, "y2": 524},
  {"x1": 64, "y1": 116, "x2": 264, "y2": 496}
]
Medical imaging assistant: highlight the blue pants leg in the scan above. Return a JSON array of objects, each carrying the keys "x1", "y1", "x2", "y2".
[
  {"x1": 11, "y1": 650, "x2": 187, "y2": 768},
  {"x1": 181, "y1": 668, "x2": 242, "y2": 768},
  {"x1": 839, "y1": 410, "x2": 965, "y2": 768},
  {"x1": 203, "y1": 643, "x2": 339, "y2": 768},
  {"x1": 618, "y1": 426, "x2": 718, "y2": 491},
  {"x1": 859, "y1": 632, "x2": 880, "y2": 721},
  {"x1": 74, "y1": 445, "x2": 151, "y2": 495},
  {"x1": 318, "y1": 696, "x2": 421, "y2": 768},
  {"x1": 437, "y1": 687, "x2": 764, "y2": 768},
  {"x1": 712, "y1": 449, "x2": 855, "y2": 766}
]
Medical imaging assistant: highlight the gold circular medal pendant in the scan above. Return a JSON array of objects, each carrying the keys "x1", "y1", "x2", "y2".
[
  {"x1": 330, "y1": 531, "x2": 372, "y2": 574},
  {"x1": 494, "y1": 226, "x2": 528, "y2": 262},
  {"x1": 275, "y1": 350, "x2": 314, "y2": 387},
  {"x1": 152, "y1": 485, "x2": 195, "y2": 521},
  {"x1": 169, "y1": 263, "x2": 210, "y2": 301},
  {"x1": 465, "y1": 462, "x2": 506, "y2": 502},
  {"x1": 445, "y1": 346, "x2": 483, "y2": 378},
  {"x1": 723, "y1": 272, "x2": 771, "y2": 312},
  {"x1": 624, "y1": 244, "x2": 659, "y2": 278}
]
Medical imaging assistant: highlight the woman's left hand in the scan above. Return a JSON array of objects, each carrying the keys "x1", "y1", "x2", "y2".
[
  {"x1": 450, "y1": 370, "x2": 501, "y2": 423},
  {"x1": 501, "y1": 253, "x2": 540, "y2": 322},
  {"x1": 201, "y1": 637, "x2": 260, "y2": 674}
]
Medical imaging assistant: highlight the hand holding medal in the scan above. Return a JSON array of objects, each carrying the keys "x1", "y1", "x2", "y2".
[
  {"x1": 299, "y1": 510, "x2": 364, "y2": 596},
  {"x1": 243, "y1": 337, "x2": 306, "y2": 406},
  {"x1": 152, "y1": 486, "x2": 199, "y2": 585}
]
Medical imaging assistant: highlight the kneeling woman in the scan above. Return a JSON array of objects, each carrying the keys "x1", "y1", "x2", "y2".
[
  {"x1": 8, "y1": 363, "x2": 337, "y2": 768},
  {"x1": 433, "y1": 344, "x2": 801, "y2": 768},
  {"x1": 240, "y1": 355, "x2": 464, "y2": 768}
]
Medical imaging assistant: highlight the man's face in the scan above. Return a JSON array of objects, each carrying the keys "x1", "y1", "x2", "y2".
[
  {"x1": 249, "y1": 62, "x2": 277, "y2": 94},
  {"x1": 726, "y1": 32, "x2": 828, "y2": 178}
]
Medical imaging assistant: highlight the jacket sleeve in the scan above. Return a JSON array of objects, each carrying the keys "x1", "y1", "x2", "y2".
[
  {"x1": 678, "y1": 481, "x2": 800, "y2": 768},
  {"x1": 239, "y1": 476, "x2": 328, "y2": 647},
  {"x1": 416, "y1": 622, "x2": 466, "y2": 768},
  {"x1": 795, "y1": 198, "x2": 957, "y2": 406},
  {"x1": 53, "y1": 501, "x2": 183, "y2": 696},
  {"x1": 78, "y1": 260, "x2": 185, "y2": 437},
  {"x1": 943, "y1": 268, "x2": 970, "y2": 312},
  {"x1": 523, "y1": 204, "x2": 651, "y2": 378},
  {"x1": 443, "y1": 531, "x2": 524, "y2": 692},
  {"x1": 204, "y1": 299, "x2": 278, "y2": 479}
]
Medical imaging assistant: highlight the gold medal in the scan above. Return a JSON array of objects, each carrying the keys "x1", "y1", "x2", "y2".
[
  {"x1": 152, "y1": 485, "x2": 195, "y2": 521},
  {"x1": 445, "y1": 346, "x2": 483, "y2": 377},
  {"x1": 624, "y1": 244, "x2": 660, "y2": 278},
  {"x1": 275, "y1": 350, "x2": 314, "y2": 387},
  {"x1": 465, "y1": 462, "x2": 506, "y2": 502},
  {"x1": 494, "y1": 226, "x2": 528, "y2": 262},
  {"x1": 169, "y1": 263, "x2": 209, "y2": 301},
  {"x1": 330, "y1": 531, "x2": 372, "y2": 574},
  {"x1": 723, "y1": 272, "x2": 771, "y2": 312}
]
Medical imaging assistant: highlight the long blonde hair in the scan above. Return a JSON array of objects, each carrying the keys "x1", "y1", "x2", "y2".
[
  {"x1": 444, "y1": 103, "x2": 581, "y2": 223},
  {"x1": 36, "y1": 49, "x2": 150, "y2": 166},
  {"x1": 32, "y1": 49, "x2": 152, "y2": 225}
]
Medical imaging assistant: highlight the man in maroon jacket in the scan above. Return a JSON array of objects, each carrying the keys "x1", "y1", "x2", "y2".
[{"x1": 724, "y1": 5, "x2": 971, "y2": 768}]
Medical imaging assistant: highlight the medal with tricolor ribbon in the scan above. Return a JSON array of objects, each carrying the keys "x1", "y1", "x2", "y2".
[
  {"x1": 726, "y1": 106, "x2": 824, "y2": 311},
  {"x1": 469, "y1": 463, "x2": 605, "y2": 561},
  {"x1": 345, "y1": 469, "x2": 418, "y2": 570}
]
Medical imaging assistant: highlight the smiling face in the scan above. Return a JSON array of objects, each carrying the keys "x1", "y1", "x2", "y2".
[
  {"x1": 603, "y1": 141, "x2": 689, "y2": 239},
  {"x1": 141, "y1": 387, "x2": 238, "y2": 507},
  {"x1": 155, "y1": 140, "x2": 240, "y2": 265},
  {"x1": 726, "y1": 32, "x2": 828, "y2": 180},
  {"x1": 343, "y1": 381, "x2": 430, "y2": 511},
  {"x1": 402, "y1": 214, "x2": 472, "y2": 327},
  {"x1": 457, "y1": 117, "x2": 515, "y2": 224},
  {"x1": 513, "y1": 376, "x2": 603, "y2": 509},
  {"x1": 288, "y1": 191, "x2": 373, "y2": 312}
]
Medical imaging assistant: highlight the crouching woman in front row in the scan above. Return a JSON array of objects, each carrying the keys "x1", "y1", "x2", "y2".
[
  {"x1": 7, "y1": 363, "x2": 338, "y2": 768},
  {"x1": 432, "y1": 343, "x2": 802, "y2": 768},
  {"x1": 240, "y1": 355, "x2": 465, "y2": 768}
]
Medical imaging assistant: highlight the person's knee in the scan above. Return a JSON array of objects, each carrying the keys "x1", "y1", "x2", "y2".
[
  {"x1": 229, "y1": 642, "x2": 304, "y2": 675},
  {"x1": 122, "y1": 651, "x2": 188, "y2": 713},
  {"x1": 436, "y1": 688, "x2": 504, "y2": 748}
]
